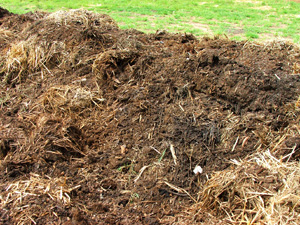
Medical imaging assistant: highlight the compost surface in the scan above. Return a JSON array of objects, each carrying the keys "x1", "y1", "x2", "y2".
[{"x1": 0, "y1": 8, "x2": 300, "y2": 224}]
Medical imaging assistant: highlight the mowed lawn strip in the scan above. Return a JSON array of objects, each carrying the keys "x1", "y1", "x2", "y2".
[{"x1": 1, "y1": 0, "x2": 300, "y2": 43}]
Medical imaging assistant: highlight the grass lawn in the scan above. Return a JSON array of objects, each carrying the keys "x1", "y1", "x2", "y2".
[{"x1": 1, "y1": 0, "x2": 300, "y2": 43}]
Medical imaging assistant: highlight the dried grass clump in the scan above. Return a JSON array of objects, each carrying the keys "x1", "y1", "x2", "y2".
[
  {"x1": 2, "y1": 39, "x2": 66, "y2": 83},
  {"x1": 293, "y1": 63, "x2": 300, "y2": 75},
  {"x1": 1, "y1": 114, "x2": 87, "y2": 164},
  {"x1": 45, "y1": 9, "x2": 118, "y2": 28},
  {"x1": 2, "y1": 41, "x2": 28, "y2": 83},
  {"x1": 39, "y1": 85, "x2": 104, "y2": 113},
  {"x1": 220, "y1": 112, "x2": 258, "y2": 148},
  {"x1": 0, "y1": 173, "x2": 80, "y2": 224},
  {"x1": 1, "y1": 9, "x2": 121, "y2": 84},
  {"x1": 92, "y1": 49, "x2": 138, "y2": 81},
  {"x1": 199, "y1": 150, "x2": 300, "y2": 224},
  {"x1": 0, "y1": 28, "x2": 14, "y2": 45}
]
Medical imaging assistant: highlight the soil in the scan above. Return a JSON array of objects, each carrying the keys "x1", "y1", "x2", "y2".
[{"x1": 0, "y1": 7, "x2": 300, "y2": 224}]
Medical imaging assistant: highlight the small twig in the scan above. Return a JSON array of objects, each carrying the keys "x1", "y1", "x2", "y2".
[
  {"x1": 178, "y1": 103, "x2": 185, "y2": 112},
  {"x1": 134, "y1": 165, "x2": 150, "y2": 183},
  {"x1": 242, "y1": 40, "x2": 249, "y2": 49},
  {"x1": 246, "y1": 191, "x2": 274, "y2": 196},
  {"x1": 192, "y1": 113, "x2": 196, "y2": 123},
  {"x1": 167, "y1": 189, "x2": 188, "y2": 197},
  {"x1": 274, "y1": 74, "x2": 281, "y2": 80},
  {"x1": 164, "y1": 181, "x2": 196, "y2": 203},
  {"x1": 42, "y1": 63, "x2": 53, "y2": 76},
  {"x1": 231, "y1": 136, "x2": 239, "y2": 152},
  {"x1": 282, "y1": 144, "x2": 297, "y2": 162},
  {"x1": 150, "y1": 146, "x2": 161, "y2": 154},
  {"x1": 170, "y1": 143, "x2": 177, "y2": 165},
  {"x1": 28, "y1": 216, "x2": 37, "y2": 225}
]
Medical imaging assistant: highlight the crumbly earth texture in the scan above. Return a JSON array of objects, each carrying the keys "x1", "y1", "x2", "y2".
[{"x1": 0, "y1": 7, "x2": 300, "y2": 225}]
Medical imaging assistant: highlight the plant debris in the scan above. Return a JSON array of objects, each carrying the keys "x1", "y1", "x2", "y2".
[{"x1": 0, "y1": 7, "x2": 300, "y2": 224}]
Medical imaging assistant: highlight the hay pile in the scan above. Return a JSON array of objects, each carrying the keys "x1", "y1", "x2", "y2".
[
  {"x1": 0, "y1": 7, "x2": 300, "y2": 224},
  {"x1": 198, "y1": 149, "x2": 300, "y2": 224}
]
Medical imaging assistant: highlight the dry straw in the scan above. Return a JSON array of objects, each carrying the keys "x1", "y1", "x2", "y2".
[
  {"x1": 1, "y1": 9, "x2": 118, "y2": 84},
  {"x1": 198, "y1": 149, "x2": 300, "y2": 224},
  {"x1": 0, "y1": 28, "x2": 14, "y2": 45},
  {"x1": 44, "y1": 9, "x2": 117, "y2": 27},
  {"x1": 0, "y1": 173, "x2": 80, "y2": 224},
  {"x1": 39, "y1": 85, "x2": 105, "y2": 113},
  {"x1": 2, "y1": 39, "x2": 66, "y2": 83}
]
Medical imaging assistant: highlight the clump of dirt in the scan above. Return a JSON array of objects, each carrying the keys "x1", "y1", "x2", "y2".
[
  {"x1": 0, "y1": 8, "x2": 300, "y2": 224},
  {"x1": 0, "y1": 7, "x2": 11, "y2": 19}
]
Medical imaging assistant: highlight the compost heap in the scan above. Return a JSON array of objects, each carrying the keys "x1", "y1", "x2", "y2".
[{"x1": 1, "y1": 8, "x2": 300, "y2": 225}]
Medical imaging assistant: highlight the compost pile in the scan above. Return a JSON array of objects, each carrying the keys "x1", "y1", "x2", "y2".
[{"x1": 1, "y1": 8, "x2": 300, "y2": 224}]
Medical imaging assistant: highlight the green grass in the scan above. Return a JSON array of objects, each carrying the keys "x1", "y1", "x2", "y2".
[{"x1": 1, "y1": 0, "x2": 300, "y2": 43}]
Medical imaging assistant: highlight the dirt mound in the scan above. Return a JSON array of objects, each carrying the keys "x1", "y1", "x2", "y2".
[
  {"x1": 0, "y1": 8, "x2": 300, "y2": 224},
  {"x1": 0, "y1": 7, "x2": 11, "y2": 19}
]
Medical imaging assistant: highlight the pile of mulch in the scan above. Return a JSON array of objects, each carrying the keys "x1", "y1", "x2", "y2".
[{"x1": 0, "y1": 7, "x2": 300, "y2": 224}]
